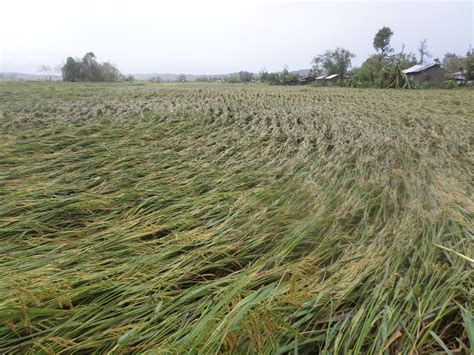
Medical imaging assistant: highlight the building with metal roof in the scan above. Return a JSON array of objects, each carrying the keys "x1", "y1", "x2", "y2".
[
  {"x1": 325, "y1": 74, "x2": 339, "y2": 85},
  {"x1": 402, "y1": 63, "x2": 438, "y2": 74},
  {"x1": 298, "y1": 75, "x2": 314, "y2": 84},
  {"x1": 315, "y1": 75, "x2": 327, "y2": 85},
  {"x1": 452, "y1": 70, "x2": 467, "y2": 83},
  {"x1": 402, "y1": 63, "x2": 445, "y2": 86}
]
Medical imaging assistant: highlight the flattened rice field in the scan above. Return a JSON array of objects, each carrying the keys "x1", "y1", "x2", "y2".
[{"x1": 0, "y1": 82, "x2": 473, "y2": 353}]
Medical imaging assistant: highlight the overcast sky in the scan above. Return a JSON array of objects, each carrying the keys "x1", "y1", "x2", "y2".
[{"x1": 1, "y1": 0, "x2": 472, "y2": 74}]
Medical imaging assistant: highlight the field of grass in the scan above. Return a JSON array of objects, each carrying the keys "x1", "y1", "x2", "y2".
[{"x1": 0, "y1": 82, "x2": 473, "y2": 353}]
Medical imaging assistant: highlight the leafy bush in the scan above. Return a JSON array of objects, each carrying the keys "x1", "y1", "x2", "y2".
[
  {"x1": 441, "y1": 80, "x2": 456, "y2": 89},
  {"x1": 380, "y1": 64, "x2": 413, "y2": 89}
]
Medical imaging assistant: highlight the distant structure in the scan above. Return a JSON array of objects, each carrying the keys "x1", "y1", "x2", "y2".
[
  {"x1": 402, "y1": 63, "x2": 445, "y2": 86},
  {"x1": 325, "y1": 74, "x2": 339, "y2": 85},
  {"x1": 298, "y1": 75, "x2": 313, "y2": 84},
  {"x1": 316, "y1": 75, "x2": 327, "y2": 86},
  {"x1": 344, "y1": 74, "x2": 353, "y2": 85},
  {"x1": 315, "y1": 74, "x2": 339, "y2": 86},
  {"x1": 452, "y1": 70, "x2": 467, "y2": 85}
]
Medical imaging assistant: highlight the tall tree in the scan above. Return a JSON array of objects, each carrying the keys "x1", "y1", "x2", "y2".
[
  {"x1": 418, "y1": 39, "x2": 431, "y2": 64},
  {"x1": 259, "y1": 68, "x2": 269, "y2": 82},
  {"x1": 372, "y1": 27, "x2": 395, "y2": 76},
  {"x1": 440, "y1": 48, "x2": 473, "y2": 79},
  {"x1": 442, "y1": 53, "x2": 464, "y2": 73},
  {"x1": 312, "y1": 48, "x2": 355, "y2": 80},
  {"x1": 100, "y1": 62, "x2": 121, "y2": 82},
  {"x1": 356, "y1": 55, "x2": 380, "y2": 83},
  {"x1": 311, "y1": 57, "x2": 324, "y2": 76},
  {"x1": 373, "y1": 27, "x2": 394, "y2": 58},
  {"x1": 238, "y1": 71, "x2": 253, "y2": 82},
  {"x1": 81, "y1": 52, "x2": 102, "y2": 81},
  {"x1": 61, "y1": 57, "x2": 81, "y2": 82},
  {"x1": 280, "y1": 66, "x2": 290, "y2": 83}
]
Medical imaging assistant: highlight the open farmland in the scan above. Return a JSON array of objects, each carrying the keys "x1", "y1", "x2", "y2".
[{"x1": 0, "y1": 82, "x2": 473, "y2": 353}]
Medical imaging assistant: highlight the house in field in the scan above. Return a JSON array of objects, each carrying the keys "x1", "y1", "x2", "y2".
[
  {"x1": 325, "y1": 74, "x2": 339, "y2": 85},
  {"x1": 452, "y1": 70, "x2": 467, "y2": 85},
  {"x1": 402, "y1": 63, "x2": 445, "y2": 86},
  {"x1": 316, "y1": 75, "x2": 327, "y2": 85},
  {"x1": 344, "y1": 74, "x2": 353, "y2": 85},
  {"x1": 298, "y1": 75, "x2": 313, "y2": 84}
]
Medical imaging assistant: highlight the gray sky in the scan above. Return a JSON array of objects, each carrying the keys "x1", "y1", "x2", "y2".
[{"x1": 1, "y1": 0, "x2": 472, "y2": 74}]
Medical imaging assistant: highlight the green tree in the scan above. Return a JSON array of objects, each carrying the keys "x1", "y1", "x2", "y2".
[
  {"x1": 225, "y1": 74, "x2": 240, "y2": 83},
  {"x1": 311, "y1": 56, "x2": 324, "y2": 76},
  {"x1": 259, "y1": 68, "x2": 269, "y2": 82},
  {"x1": 62, "y1": 53, "x2": 121, "y2": 82},
  {"x1": 238, "y1": 71, "x2": 253, "y2": 82},
  {"x1": 372, "y1": 27, "x2": 395, "y2": 77},
  {"x1": 195, "y1": 76, "x2": 209, "y2": 82},
  {"x1": 356, "y1": 55, "x2": 379, "y2": 83},
  {"x1": 80, "y1": 52, "x2": 101, "y2": 81},
  {"x1": 442, "y1": 53, "x2": 464, "y2": 73},
  {"x1": 100, "y1": 62, "x2": 121, "y2": 82},
  {"x1": 373, "y1": 27, "x2": 394, "y2": 58},
  {"x1": 266, "y1": 72, "x2": 280, "y2": 85},
  {"x1": 61, "y1": 57, "x2": 81, "y2": 82},
  {"x1": 280, "y1": 67, "x2": 290, "y2": 84},
  {"x1": 312, "y1": 48, "x2": 355, "y2": 81},
  {"x1": 355, "y1": 44, "x2": 415, "y2": 86}
]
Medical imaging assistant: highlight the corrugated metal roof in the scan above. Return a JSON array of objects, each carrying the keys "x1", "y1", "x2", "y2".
[
  {"x1": 325, "y1": 74, "x2": 338, "y2": 79},
  {"x1": 316, "y1": 75, "x2": 327, "y2": 80},
  {"x1": 452, "y1": 71, "x2": 466, "y2": 80},
  {"x1": 402, "y1": 63, "x2": 438, "y2": 74}
]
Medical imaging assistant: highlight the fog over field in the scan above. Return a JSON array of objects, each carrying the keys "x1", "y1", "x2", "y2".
[{"x1": 1, "y1": 0, "x2": 472, "y2": 75}]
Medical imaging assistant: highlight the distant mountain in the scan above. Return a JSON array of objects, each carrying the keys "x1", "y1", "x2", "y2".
[
  {"x1": 1, "y1": 69, "x2": 312, "y2": 82},
  {"x1": 133, "y1": 72, "x2": 238, "y2": 82},
  {"x1": 132, "y1": 69, "x2": 311, "y2": 82},
  {"x1": 0, "y1": 72, "x2": 62, "y2": 81}
]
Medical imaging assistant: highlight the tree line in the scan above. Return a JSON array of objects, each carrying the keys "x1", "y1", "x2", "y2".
[
  {"x1": 259, "y1": 26, "x2": 473, "y2": 87},
  {"x1": 61, "y1": 52, "x2": 129, "y2": 82},
  {"x1": 57, "y1": 28, "x2": 473, "y2": 86}
]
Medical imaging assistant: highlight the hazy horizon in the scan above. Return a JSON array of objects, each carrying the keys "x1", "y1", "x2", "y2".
[{"x1": 1, "y1": 0, "x2": 472, "y2": 75}]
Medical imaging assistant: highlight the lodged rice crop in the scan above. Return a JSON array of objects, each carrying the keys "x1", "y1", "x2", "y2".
[{"x1": 0, "y1": 82, "x2": 473, "y2": 353}]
